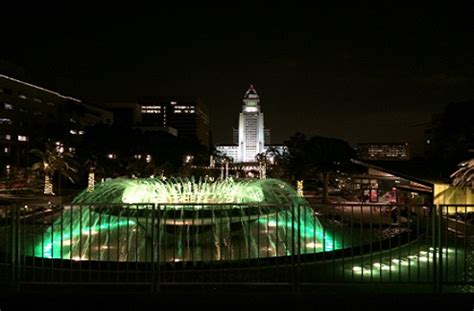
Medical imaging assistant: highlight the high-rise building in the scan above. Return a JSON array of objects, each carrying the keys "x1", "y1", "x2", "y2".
[
  {"x1": 217, "y1": 85, "x2": 285, "y2": 163},
  {"x1": 237, "y1": 85, "x2": 266, "y2": 162},
  {"x1": 137, "y1": 96, "x2": 210, "y2": 146}
]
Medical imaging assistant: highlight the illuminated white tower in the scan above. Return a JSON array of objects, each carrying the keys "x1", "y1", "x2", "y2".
[{"x1": 237, "y1": 85, "x2": 265, "y2": 162}]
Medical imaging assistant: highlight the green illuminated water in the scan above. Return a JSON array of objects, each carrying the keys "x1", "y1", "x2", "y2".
[{"x1": 34, "y1": 178, "x2": 340, "y2": 262}]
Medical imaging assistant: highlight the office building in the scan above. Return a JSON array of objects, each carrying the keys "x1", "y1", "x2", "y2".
[
  {"x1": 357, "y1": 143, "x2": 410, "y2": 161},
  {"x1": 138, "y1": 96, "x2": 210, "y2": 146},
  {"x1": 0, "y1": 74, "x2": 112, "y2": 167}
]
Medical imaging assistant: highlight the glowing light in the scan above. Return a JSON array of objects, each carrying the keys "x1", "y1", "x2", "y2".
[
  {"x1": 87, "y1": 172, "x2": 95, "y2": 193},
  {"x1": 36, "y1": 178, "x2": 339, "y2": 261},
  {"x1": 297, "y1": 180, "x2": 304, "y2": 197},
  {"x1": 352, "y1": 266, "x2": 363, "y2": 273},
  {"x1": 44, "y1": 175, "x2": 54, "y2": 195},
  {"x1": 306, "y1": 242, "x2": 323, "y2": 249},
  {"x1": 79, "y1": 178, "x2": 272, "y2": 205},
  {"x1": 244, "y1": 107, "x2": 258, "y2": 113},
  {"x1": 419, "y1": 256, "x2": 429, "y2": 262}
]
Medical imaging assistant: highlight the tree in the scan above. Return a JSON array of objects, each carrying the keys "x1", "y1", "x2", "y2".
[
  {"x1": 126, "y1": 156, "x2": 157, "y2": 178},
  {"x1": 214, "y1": 153, "x2": 232, "y2": 179},
  {"x1": 281, "y1": 133, "x2": 355, "y2": 203},
  {"x1": 255, "y1": 152, "x2": 267, "y2": 178},
  {"x1": 451, "y1": 158, "x2": 474, "y2": 189},
  {"x1": 428, "y1": 101, "x2": 474, "y2": 177},
  {"x1": 82, "y1": 155, "x2": 106, "y2": 192},
  {"x1": 280, "y1": 133, "x2": 310, "y2": 182},
  {"x1": 264, "y1": 146, "x2": 285, "y2": 178},
  {"x1": 30, "y1": 143, "x2": 78, "y2": 195}
]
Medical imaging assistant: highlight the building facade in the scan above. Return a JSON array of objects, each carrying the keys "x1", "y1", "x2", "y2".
[
  {"x1": 237, "y1": 85, "x2": 266, "y2": 162},
  {"x1": 357, "y1": 143, "x2": 410, "y2": 161},
  {"x1": 137, "y1": 96, "x2": 210, "y2": 146},
  {"x1": 217, "y1": 85, "x2": 285, "y2": 163},
  {"x1": 0, "y1": 74, "x2": 112, "y2": 169}
]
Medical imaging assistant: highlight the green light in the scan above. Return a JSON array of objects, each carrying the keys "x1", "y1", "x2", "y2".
[
  {"x1": 34, "y1": 178, "x2": 338, "y2": 261},
  {"x1": 74, "y1": 177, "x2": 273, "y2": 206},
  {"x1": 348, "y1": 247, "x2": 458, "y2": 277},
  {"x1": 35, "y1": 213, "x2": 136, "y2": 259}
]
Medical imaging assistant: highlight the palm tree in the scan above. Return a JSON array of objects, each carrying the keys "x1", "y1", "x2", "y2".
[
  {"x1": 83, "y1": 155, "x2": 106, "y2": 192},
  {"x1": 30, "y1": 143, "x2": 78, "y2": 195},
  {"x1": 214, "y1": 154, "x2": 232, "y2": 179},
  {"x1": 264, "y1": 146, "x2": 282, "y2": 165},
  {"x1": 255, "y1": 152, "x2": 267, "y2": 178},
  {"x1": 451, "y1": 158, "x2": 474, "y2": 188}
]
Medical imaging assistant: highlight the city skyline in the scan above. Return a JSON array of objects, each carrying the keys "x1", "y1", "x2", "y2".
[{"x1": 1, "y1": 3, "x2": 473, "y2": 151}]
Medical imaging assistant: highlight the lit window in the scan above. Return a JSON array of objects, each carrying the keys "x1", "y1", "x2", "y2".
[
  {"x1": 5, "y1": 134, "x2": 11, "y2": 140},
  {"x1": 4, "y1": 147, "x2": 8, "y2": 153},
  {"x1": 4, "y1": 103, "x2": 13, "y2": 110},
  {"x1": 170, "y1": 101, "x2": 177, "y2": 105},
  {"x1": 69, "y1": 129, "x2": 77, "y2": 135},
  {"x1": 18, "y1": 135, "x2": 28, "y2": 141},
  {"x1": 244, "y1": 107, "x2": 258, "y2": 113},
  {"x1": 0, "y1": 118, "x2": 11, "y2": 124},
  {"x1": 141, "y1": 105, "x2": 162, "y2": 114},
  {"x1": 78, "y1": 130, "x2": 85, "y2": 135},
  {"x1": 18, "y1": 94, "x2": 27, "y2": 99}
]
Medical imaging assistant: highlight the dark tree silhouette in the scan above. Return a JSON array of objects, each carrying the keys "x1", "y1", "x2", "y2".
[{"x1": 281, "y1": 133, "x2": 355, "y2": 203}]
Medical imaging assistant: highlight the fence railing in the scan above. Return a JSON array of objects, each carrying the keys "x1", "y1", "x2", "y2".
[{"x1": 0, "y1": 202, "x2": 472, "y2": 292}]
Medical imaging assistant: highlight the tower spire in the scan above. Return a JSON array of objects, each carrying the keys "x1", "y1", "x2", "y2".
[{"x1": 244, "y1": 84, "x2": 259, "y2": 99}]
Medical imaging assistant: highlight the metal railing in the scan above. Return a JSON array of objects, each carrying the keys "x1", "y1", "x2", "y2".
[{"x1": 0, "y1": 202, "x2": 472, "y2": 293}]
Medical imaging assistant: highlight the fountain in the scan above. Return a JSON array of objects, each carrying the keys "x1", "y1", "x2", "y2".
[{"x1": 34, "y1": 178, "x2": 339, "y2": 262}]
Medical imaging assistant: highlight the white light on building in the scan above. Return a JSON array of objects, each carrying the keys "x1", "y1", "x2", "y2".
[
  {"x1": 216, "y1": 85, "x2": 286, "y2": 164},
  {"x1": 238, "y1": 85, "x2": 265, "y2": 162}
]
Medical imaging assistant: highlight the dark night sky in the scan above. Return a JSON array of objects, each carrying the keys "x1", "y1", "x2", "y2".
[{"x1": 1, "y1": 3, "x2": 474, "y2": 154}]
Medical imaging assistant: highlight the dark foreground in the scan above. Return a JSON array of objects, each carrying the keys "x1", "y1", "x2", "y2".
[{"x1": 0, "y1": 285, "x2": 472, "y2": 311}]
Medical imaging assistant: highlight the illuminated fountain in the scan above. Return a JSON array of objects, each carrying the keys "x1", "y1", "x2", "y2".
[{"x1": 34, "y1": 178, "x2": 339, "y2": 262}]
